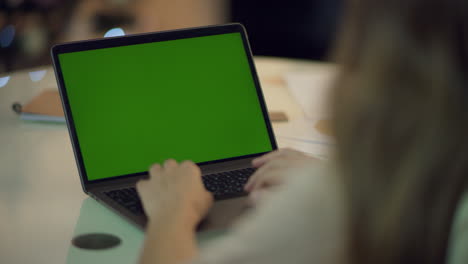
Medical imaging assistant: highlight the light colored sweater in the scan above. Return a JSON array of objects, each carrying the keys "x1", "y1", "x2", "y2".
[{"x1": 193, "y1": 165, "x2": 347, "y2": 264}]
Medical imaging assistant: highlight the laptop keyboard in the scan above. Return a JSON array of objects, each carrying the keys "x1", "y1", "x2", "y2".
[
  {"x1": 202, "y1": 168, "x2": 255, "y2": 198},
  {"x1": 104, "y1": 167, "x2": 256, "y2": 215},
  {"x1": 104, "y1": 187, "x2": 145, "y2": 215}
]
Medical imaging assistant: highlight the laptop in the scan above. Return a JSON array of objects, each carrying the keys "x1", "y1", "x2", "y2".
[{"x1": 51, "y1": 23, "x2": 277, "y2": 229}]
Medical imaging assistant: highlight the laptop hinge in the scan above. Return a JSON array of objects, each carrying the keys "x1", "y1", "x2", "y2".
[
  {"x1": 86, "y1": 156, "x2": 255, "y2": 192},
  {"x1": 86, "y1": 174, "x2": 146, "y2": 193},
  {"x1": 200, "y1": 156, "x2": 254, "y2": 175}
]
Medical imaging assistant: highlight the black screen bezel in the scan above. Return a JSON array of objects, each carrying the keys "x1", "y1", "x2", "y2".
[{"x1": 51, "y1": 23, "x2": 278, "y2": 188}]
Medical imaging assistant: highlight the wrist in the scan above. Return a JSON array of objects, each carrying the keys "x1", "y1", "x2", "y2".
[
  {"x1": 146, "y1": 206, "x2": 200, "y2": 231},
  {"x1": 141, "y1": 208, "x2": 199, "y2": 264}
]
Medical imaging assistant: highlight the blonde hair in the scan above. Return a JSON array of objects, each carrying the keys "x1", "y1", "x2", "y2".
[{"x1": 331, "y1": 0, "x2": 468, "y2": 263}]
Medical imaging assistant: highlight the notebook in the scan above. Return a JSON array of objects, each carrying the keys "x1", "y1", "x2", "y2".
[{"x1": 15, "y1": 90, "x2": 65, "y2": 123}]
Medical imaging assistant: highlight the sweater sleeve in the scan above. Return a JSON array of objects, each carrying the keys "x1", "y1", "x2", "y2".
[{"x1": 190, "y1": 165, "x2": 347, "y2": 264}]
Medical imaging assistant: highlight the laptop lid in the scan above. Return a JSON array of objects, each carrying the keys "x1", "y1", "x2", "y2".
[{"x1": 51, "y1": 24, "x2": 277, "y2": 190}]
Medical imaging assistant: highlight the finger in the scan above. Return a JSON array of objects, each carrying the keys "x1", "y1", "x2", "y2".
[
  {"x1": 248, "y1": 155, "x2": 284, "y2": 190},
  {"x1": 245, "y1": 161, "x2": 275, "y2": 191},
  {"x1": 245, "y1": 170, "x2": 260, "y2": 191},
  {"x1": 180, "y1": 160, "x2": 200, "y2": 173},
  {"x1": 245, "y1": 163, "x2": 270, "y2": 191},
  {"x1": 164, "y1": 159, "x2": 177, "y2": 169},
  {"x1": 251, "y1": 149, "x2": 288, "y2": 168},
  {"x1": 248, "y1": 158, "x2": 288, "y2": 192},
  {"x1": 248, "y1": 174, "x2": 270, "y2": 192},
  {"x1": 149, "y1": 163, "x2": 162, "y2": 176},
  {"x1": 252, "y1": 150, "x2": 281, "y2": 168},
  {"x1": 135, "y1": 179, "x2": 147, "y2": 194},
  {"x1": 180, "y1": 160, "x2": 194, "y2": 167}
]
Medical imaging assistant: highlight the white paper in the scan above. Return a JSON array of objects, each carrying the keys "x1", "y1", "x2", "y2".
[
  {"x1": 273, "y1": 117, "x2": 334, "y2": 144},
  {"x1": 284, "y1": 67, "x2": 336, "y2": 119},
  {"x1": 276, "y1": 136, "x2": 331, "y2": 160}
]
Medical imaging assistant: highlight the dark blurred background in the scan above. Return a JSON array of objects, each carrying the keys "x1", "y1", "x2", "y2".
[
  {"x1": 231, "y1": 0, "x2": 342, "y2": 61},
  {"x1": 0, "y1": 0, "x2": 343, "y2": 75}
]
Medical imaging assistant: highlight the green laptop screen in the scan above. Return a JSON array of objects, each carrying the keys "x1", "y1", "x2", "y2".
[{"x1": 58, "y1": 32, "x2": 273, "y2": 181}]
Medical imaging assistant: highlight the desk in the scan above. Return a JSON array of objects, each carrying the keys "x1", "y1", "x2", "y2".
[{"x1": 0, "y1": 57, "x2": 333, "y2": 264}]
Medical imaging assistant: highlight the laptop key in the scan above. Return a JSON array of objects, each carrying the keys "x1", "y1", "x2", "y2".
[
  {"x1": 104, "y1": 188, "x2": 145, "y2": 215},
  {"x1": 203, "y1": 167, "x2": 256, "y2": 199}
]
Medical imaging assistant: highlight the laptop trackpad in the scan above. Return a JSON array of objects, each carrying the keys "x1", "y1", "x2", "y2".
[{"x1": 198, "y1": 197, "x2": 250, "y2": 231}]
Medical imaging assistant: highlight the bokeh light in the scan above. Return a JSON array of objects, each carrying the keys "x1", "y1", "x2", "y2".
[
  {"x1": 0, "y1": 25, "x2": 16, "y2": 48},
  {"x1": 104, "y1": 28, "x2": 126, "y2": 38},
  {"x1": 28, "y1": 70, "x2": 47, "y2": 82},
  {"x1": 0, "y1": 76, "x2": 11, "y2": 88}
]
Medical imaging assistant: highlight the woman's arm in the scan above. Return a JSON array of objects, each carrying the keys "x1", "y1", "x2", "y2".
[
  {"x1": 139, "y1": 213, "x2": 197, "y2": 264},
  {"x1": 137, "y1": 149, "x2": 344, "y2": 264},
  {"x1": 138, "y1": 149, "x2": 316, "y2": 264},
  {"x1": 136, "y1": 160, "x2": 213, "y2": 264},
  {"x1": 192, "y1": 162, "x2": 346, "y2": 264}
]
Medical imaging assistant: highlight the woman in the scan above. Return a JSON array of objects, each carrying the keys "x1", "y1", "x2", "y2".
[{"x1": 136, "y1": 0, "x2": 468, "y2": 263}]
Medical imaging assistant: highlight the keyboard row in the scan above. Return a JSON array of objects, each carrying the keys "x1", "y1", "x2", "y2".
[{"x1": 104, "y1": 167, "x2": 256, "y2": 215}]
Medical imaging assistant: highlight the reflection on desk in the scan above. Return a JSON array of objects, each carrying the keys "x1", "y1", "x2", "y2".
[{"x1": 67, "y1": 198, "x2": 143, "y2": 264}]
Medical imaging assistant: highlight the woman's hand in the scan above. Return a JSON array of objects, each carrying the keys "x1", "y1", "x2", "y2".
[
  {"x1": 136, "y1": 159, "x2": 213, "y2": 229},
  {"x1": 245, "y1": 148, "x2": 320, "y2": 205}
]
